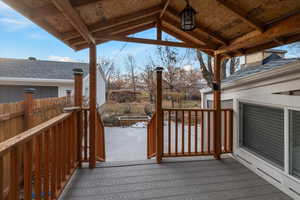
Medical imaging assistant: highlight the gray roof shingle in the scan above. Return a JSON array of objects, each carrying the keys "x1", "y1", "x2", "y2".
[
  {"x1": 0, "y1": 58, "x2": 89, "y2": 80},
  {"x1": 224, "y1": 58, "x2": 300, "y2": 83}
]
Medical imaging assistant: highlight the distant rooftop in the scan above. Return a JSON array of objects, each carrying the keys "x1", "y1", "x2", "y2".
[
  {"x1": 0, "y1": 58, "x2": 89, "y2": 80},
  {"x1": 224, "y1": 57, "x2": 300, "y2": 83}
]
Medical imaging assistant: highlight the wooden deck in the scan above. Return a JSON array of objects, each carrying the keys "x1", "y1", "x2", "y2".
[{"x1": 59, "y1": 158, "x2": 292, "y2": 200}]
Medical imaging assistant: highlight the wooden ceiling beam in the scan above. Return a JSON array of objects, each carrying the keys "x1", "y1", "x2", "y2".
[
  {"x1": 166, "y1": 6, "x2": 228, "y2": 45},
  {"x1": 75, "y1": 23, "x2": 156, "y2": 50},
  {"x1": 62, "y1": 5, "x2": 162, "y2": 41},
  {"x1": 69, "y1": 0, "x2": 101, "y2": 7},
  {"x1": 162, "y1": 15, "x2": 219, "y2": 49},
  {"x1": 215, "y1": 0, "x2": 264, "y2": 32},
  {"x1": 159, "y1": 0, "x2": 170, "y2": 19},
  {"x1": 216, "y1": 12, "x2": 300, "y2": 55},
  {"x1": 231, "y1": 33, "x2": 300, "y2": 57},
  {"x1": 52, "y1": 0, "x2": 95, "y2": 44},
  {"x1": 70, "y1": 15, "x2": 157, "y2": 46},
  {"x1": 93, "y1": 35, "x2": 209, "y2": 49},
  {"x1": 160, "y1": 25, "x2": 214, "y2": 56}
]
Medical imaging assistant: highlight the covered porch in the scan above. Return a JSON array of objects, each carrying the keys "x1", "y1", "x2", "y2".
[{"x1": 1, "y1": 0, "x2": 300, "y2": 199}]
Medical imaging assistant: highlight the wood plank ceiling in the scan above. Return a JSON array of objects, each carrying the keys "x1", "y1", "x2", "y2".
[{"x1": 2, "y1": 0, "x2": 300, "y2": 57}]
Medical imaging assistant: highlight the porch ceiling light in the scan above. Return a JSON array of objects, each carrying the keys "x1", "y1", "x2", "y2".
[{"x1": 180, "y1": 0, "x2": 197, "y2": 31}]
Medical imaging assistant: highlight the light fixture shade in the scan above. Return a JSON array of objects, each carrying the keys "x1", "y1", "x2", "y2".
[{"x1": 180, "y1": 2, "x2": 197, "y2": 31}]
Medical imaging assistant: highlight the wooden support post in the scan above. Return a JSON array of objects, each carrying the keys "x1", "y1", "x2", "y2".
[
  {"x1": 155, "y1": 67, "x2": 163, "y2": 164},
  {"x1": 66, "y1": 89, "x2": 72, "y2": 106},
  {"x1": 73, "y1": 68, "x2": 83, "y2": 167},
  {"x1": 157, "y1": 20, "x2": 162, "y2": 41},
  {"x1": 213, "y1": 54, "x2": 222, "y2": 160},
  {"x1": 89, "y1": 44, "x2": 97, "y2": 168},
  {"x1": 24, "y1": 88, "x2": 35, "y2": 130}
]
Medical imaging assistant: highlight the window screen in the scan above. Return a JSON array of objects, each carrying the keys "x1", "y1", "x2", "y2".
[
  {"x1": 289, "y1": 110, "x2": 300, "y2": 178},
  {"x1": 240, "y1": 103, "x2": 284, "y2": 168}
]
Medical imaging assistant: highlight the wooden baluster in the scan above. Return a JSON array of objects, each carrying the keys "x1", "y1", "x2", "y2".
[
  {"x1": 224, "y1": 111, "x2": 228, "y2": 153},
  {"x1": 181, "y1": 110, "x2": 185, "y2": 154},
  {"x1": 168, "y1": 110, "x2": 171, "y2": 155},
  {"x1": 208, "y1": 111, "x2": 211, "y2": 153},
  {"x1": 50, "y1": 127, "x2": 57, "y2": 199},
  {"x1": 194, "y1": 111, "x2": 198, "y2": 153},
  {"x1": 61, "y1": 121, "x2": 66, "y2": 181},
  {"x1": 70, "y1": 114, "x2": 74, "y2": 169},
  {"x1": 201, "y1": 111, "x2": 204, "y2": 153},
  {"x1": 162, "y1": 111, "x2": 164, "y2": 156},
  {"x1": 24, "y1": 141, "x2": 32, "y2": 200},
  {"x1": 44, "y1": 130, "x2": 50, "y2": 200},
  {"x1": 84, "y1": 110, "x2": 88, "y2": 161},
  {"x1": 229, "y1": 110, "x2": 233, "y2": 153},
  {"x1": 0, "y1": 157, "x2": 3, "y2": 200},
  {"x1": 175, "y1": 111, "x2": 178, "y2": 155},
  {"x1": 188, "y1": 110, "x2": 191, "y2": 154},
  {"x1": 56, "y1": 125, "x2": 61, "y2": 192},
  {"x1": 35, "y1": 134, "x2": 42, "y2": 200},
  {"x1": 9, "y1": 147, "x2": 19, "y2": 200},
  {"x1": 67, "y1": 118, "x2": 72, "y2": 174}
]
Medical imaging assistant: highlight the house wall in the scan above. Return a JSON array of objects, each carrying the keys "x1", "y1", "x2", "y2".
[
  {"x1": 202, "y1": 72, "x2": 300, "y2": 199},
  {"x1": 0, "y1": 78, "x2": 74, "y2": 103},
  {"x1": 82, "y1": 68, "x2": 106, "y2": 107}
]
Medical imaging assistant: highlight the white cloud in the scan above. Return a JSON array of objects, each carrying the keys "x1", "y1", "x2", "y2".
[
  {"x1": 183, "y1": 64, "x2": 193, "y2": 71},
  {"x1": 48, "y1": 55, "x2": 75, "y2": 62}
]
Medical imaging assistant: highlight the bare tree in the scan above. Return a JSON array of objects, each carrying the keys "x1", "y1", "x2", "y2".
[
  {"x1": 140, "y1": 58, "x2": 156, "y2": 102},
  {"x1": 196, "y1": 50, "x2": 239, "y2": 88},
  {"x1": 125, "y1": 55, "x2": 137, "y2": 98},
  {"x1": 97, "y1": 58, "x2": 115, "y2": 100}
]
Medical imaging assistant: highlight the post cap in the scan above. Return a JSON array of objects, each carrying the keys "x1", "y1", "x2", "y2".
[
  {"x1": 66, "y1": 89, "x2": 72, "y2": 94},
  {"x1": 73, "y1": 68, "x2": 84, "y2": 75},
  {"x1": 155, "y1": 67, "x2": 164, "y2": 71},
  {"x1": 24, "y1": 88, "x2": 36, "y2": 94}
]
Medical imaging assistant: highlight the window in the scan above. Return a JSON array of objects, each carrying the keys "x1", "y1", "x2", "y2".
[
  {"x1": 289, "y1": 110, "x2": 300, "y2": 178},
  {"x1": 240, "y1": 103, "x2": 285, "y2": 168}
]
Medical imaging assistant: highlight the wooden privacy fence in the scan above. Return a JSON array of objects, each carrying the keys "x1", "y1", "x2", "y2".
[
  {"x1": 0, "y1": 95, "x2": 70, "y2": 144},
  {"x1": 147, "y1": 108, "x2": 233, "y2": 158}
]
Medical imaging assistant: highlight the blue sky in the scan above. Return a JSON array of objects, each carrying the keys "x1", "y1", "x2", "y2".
[{"x1": 0, "y1": 1, "x2": 195, "y2": 72}]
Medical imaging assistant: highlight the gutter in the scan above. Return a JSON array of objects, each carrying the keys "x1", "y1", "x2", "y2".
[{"x1": 0, "y1": 77, "x2": 74, "y2": 85}]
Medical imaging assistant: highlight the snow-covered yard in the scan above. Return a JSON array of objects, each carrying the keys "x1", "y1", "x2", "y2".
[{"x1": 105, "y1": 127, "x2": 147, "y2": 161}]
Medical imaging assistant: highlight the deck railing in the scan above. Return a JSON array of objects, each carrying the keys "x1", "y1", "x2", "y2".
[
  {"x1": 0, "y1": 110, "x2": 80, "y2": 200},
  {"x1": 147, "y1": 108, "x2": 233, "y2": 158},
  {"x1": 147, "y1": 112, "x2": 156, "y2": 158},
  {"x1": 81, "y1": 107, "x2": 106, "y2": 163}
]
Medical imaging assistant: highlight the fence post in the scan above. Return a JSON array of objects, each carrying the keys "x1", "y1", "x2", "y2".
[
  {"x1": 155, "y1": 67, "x2": 163, "y2": 164},
  {"x1": 24, "y1": 88, "x2": 35, "y2": 130},
  {"x1": 66, "y1": 89, "x2": 72, "y2": 106},
  {"x1": 73, "y1": 68, "x2": 83, "y2": 167}
]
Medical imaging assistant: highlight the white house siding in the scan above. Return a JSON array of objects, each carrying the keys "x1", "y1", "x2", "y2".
[
  {"x1": 83, "y1": 68, "x2": 106, "y2": 107},
  {"x1": 201, "y1": 65, "x2": 300, "y2": 199}
]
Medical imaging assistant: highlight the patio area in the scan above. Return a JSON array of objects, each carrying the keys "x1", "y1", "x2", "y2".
[{"x1": 60, "y1": 158, "x2": 292, "y2": 200}]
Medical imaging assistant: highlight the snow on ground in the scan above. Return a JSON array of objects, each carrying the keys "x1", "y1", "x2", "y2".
[{"x1": 105, "y1": 127, "x2": 147, "y2": 162}]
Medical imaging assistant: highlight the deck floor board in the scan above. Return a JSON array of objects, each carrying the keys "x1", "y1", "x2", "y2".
[{"x1": 60, "y1": 158, "x2": 292, "y2": 200}]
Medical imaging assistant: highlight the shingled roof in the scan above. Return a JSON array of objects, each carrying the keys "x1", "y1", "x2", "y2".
[
  {"x1": 0, "y1": 58, "x2": 89, "y2": 80},
  {"x1": 224, "y1": 57, "x2": 300, "y2": 83}
]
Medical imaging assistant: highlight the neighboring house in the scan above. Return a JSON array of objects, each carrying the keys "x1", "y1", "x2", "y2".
[
  {"x1": 0, "y1": 58, "x2": 106, "y2": 106},
  {"x1": 200, "y1": 49, "x2": 300, "y2": 197}
]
